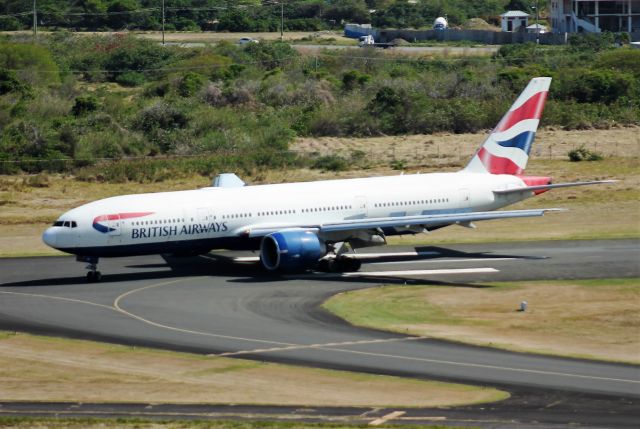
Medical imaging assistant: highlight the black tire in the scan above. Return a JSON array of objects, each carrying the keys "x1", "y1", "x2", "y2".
[
  {"x1": 336, "y1": 257, "x2": 361, "y2": 272},
  {"x1": 316, "y1": 258, "x2": 336, "y2": 272},
  {"x1": 86, "y1": 271, "x2": 102, "y2": 282}
]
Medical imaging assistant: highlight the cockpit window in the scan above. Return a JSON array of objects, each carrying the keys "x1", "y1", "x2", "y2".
[{"x1": 53, "y1": 220, "x2": 77, "y2": 228}]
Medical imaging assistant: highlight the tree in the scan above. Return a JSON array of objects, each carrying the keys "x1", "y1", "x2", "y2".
[
  {"x1": 107, "y1": 0, "x2": 140, "y2": 30},
  {"x1": 325, "y1": 0, "x2": 370, "y2": 24}
]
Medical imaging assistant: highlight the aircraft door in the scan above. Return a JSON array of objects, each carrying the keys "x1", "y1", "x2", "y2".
[
  {"x1": 197, "y1": 207, "x2": 214, "y2": 236},
  {"x1": 354, "y1": 196, "x2": 368, "y2": 217},
  {"x1": 197, "y1": 207, "x2": 213, "y2": 223},
  {"x1": 458, "y1": 188, "x2": 471, "y2": 208},
  {"x1": 107, "y1": 214, "x2": 123, "y2": 244}
]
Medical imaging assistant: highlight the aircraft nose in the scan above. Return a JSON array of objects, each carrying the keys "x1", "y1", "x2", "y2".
[{"x1": 42, "y1": 227, "x2": 57, "y2": 248}]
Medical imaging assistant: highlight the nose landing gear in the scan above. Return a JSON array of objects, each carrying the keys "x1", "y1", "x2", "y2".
[{"x1": 77, "y1": 255, "x2": 101, "y2": 282}]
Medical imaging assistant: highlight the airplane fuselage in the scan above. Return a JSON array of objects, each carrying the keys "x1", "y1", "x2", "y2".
[{"x1": 43, "y1": 172, "x2": 530, "y2": 258}]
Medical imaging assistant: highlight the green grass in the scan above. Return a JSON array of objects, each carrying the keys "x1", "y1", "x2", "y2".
[
  {"x1": 323, "y1": 278, "x2": 640, "y2": 363},
  {"x1": 326, "y1": 286, "x2": 464, "y2": 328},
  {"x1": 0, "y1": 417, "x2": 476, "y2": 429}
]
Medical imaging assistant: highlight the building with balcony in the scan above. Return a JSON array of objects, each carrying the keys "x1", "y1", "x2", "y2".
[{"x1": 549, "y1": 0, "x2": 640, "y2": 33}]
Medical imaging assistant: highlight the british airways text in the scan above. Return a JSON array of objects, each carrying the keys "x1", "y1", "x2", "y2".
[{"x1": 131, "y1": 222, "x2": 228, "y2": 239}]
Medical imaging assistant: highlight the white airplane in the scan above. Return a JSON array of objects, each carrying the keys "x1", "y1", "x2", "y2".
[{"x1": 43, "y1": 77, "x2": 611, "y2": 281}]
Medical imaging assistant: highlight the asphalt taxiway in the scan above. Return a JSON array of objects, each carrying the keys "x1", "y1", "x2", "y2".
[{"x1": 1, "y1": 239, "x2": 639, "y2": 426}]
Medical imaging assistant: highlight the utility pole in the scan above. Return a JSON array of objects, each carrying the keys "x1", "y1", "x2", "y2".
[
  {"x1": 33, "y1": 0, "x2": 37, "y2": 39},
  {"x1": 280, "y1": 1, "x2": 284, "y2": 41},
  {"x1": 162, "y1": 0, "x2": 165, "y2": 45},
  {"x1": 535, "y1": 0, "x2": 540, "y2": 45}
]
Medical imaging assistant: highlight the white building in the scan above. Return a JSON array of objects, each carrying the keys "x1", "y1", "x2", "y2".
[
  {"x1": 500, "y1": 10, "x2": 530, "y2": 32},
  {"x1": 549, "y1": 0, "x2": 640, "y2": 33},
  {"x1": 527, "y1": 23, "x2": 548, "y2": 33}
]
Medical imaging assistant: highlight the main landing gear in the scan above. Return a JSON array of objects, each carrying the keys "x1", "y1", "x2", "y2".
[
  {"x1": 317, "y1": 256, "x2": 361, "y2": 273},
  {"x1": 317, "y1": 242, "x2": 362, "y2": 273},
  {"x1": 77, "y1": 255, "x2": 101, "y2": 282}
]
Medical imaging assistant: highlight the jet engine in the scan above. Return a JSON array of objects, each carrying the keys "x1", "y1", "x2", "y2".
[{"x1": 260, "y1": 229, "x2": 325, "y2": 272}]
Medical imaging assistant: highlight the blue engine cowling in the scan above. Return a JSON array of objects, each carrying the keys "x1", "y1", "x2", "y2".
[{"x1": 260, "y1": 229, "x2": 325, "y2": 272}]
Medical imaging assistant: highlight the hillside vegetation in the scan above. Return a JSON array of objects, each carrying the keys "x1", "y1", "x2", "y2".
[
  {"x1": 0, "y1": 33, "x2": 638, "y2": 182},
  {"x1": 0, "y1": 1, "x2": 542, "y2": 32}
]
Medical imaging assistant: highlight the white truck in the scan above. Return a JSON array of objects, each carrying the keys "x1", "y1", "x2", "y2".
[{"x1": 358, "y1": 35, "x2": 396, "y2": 49}]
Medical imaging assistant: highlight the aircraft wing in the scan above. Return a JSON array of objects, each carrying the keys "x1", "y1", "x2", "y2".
[
  {"x1": 493, "y1": 180, "x2": 615, "y2": 195},
  {"x1": 241, "y1": 208, "x2": 564, "y2": 238}
]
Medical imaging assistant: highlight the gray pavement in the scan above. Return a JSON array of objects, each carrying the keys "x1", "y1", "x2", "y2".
[{"x1": 0, "y1": 239, "x2": 639, "y2": 426}]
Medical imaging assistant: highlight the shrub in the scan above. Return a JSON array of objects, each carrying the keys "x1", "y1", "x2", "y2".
[
  {"x1": 390, "y1": 160, "x2": 406, "y2": 170},
  {"x1": 308, "y1": 109, "x2": 345, "y2": 136},
  {"x1": 496, "y1": 43, "x2": 538, "y2": 67},
  {"x1": 556, "y1": 69, "x2": 635, "y2": 104},
  {"x1": 144, "y1": 81, "x2": 171, "y2": 97},
  {"x1": 225, "y1": 80, "x2": 259, "y2": 106},
  {"x1": 0, "y1": 68, "x2": 29, "y2": 95},
  {"x1": 568, "y1": 146, "x2": 603, "y2": 162},
  {"x1": 174, "y1": 17, "x2": 199, "y2": 31},
  {"x1": 178, "y1": 72, "x2": 204, "y2": 97},
  {"x1": 0, "y1": 42, "x2": 60, "y2": 86},
  {"x1": 134, "y1": 102, "x2": 188, "y2": 133},
  {"x1": 311, "y1": 155, "x2": 348, "y2": 171},
  {"x1": 595, "y1": 49, "x2": 640, "y2": 78},
  {"x1": 72, "y1": 95, "x2": 100, "y2": 116},
  {"x1": 103, "y1": 36, "x2": 175, "y2": 83},
  {"x1": 450, "y1": 99, "x2": 486, "y2": 133},
  {"x1": 568, "y1": 33, "x2": 615, "y2": 52},
  {"x1": 0, "y1": 16, "x2": 22, "y2": 31},
  {"x1": 201, "y1": 83, "x2": 226, "y2": 106},
  {"x1": 342, "y1": 70, "x2": 370, "y2": 91},
  {"x1": 243, "y1": 42, "x2": 300, "y2": 70},
  {"x1": 116, "y1": 71, "x2": 146, "y2": 87},
  {"x1": 173, "y1": 52, "x2": 233, "y2": 80}
]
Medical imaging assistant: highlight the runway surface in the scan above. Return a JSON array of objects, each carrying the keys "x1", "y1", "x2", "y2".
[{"x1": 1, "y1": 239, "x2": 639, "y2": 426}]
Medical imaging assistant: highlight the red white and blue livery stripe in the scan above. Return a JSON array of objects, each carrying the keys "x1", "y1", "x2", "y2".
[
  {"x1": 93, "y1": 212, "x2": 154, "y2": 233},
  {"x1": 465, "y1": 77, "x2": 551, "y2": 175}
]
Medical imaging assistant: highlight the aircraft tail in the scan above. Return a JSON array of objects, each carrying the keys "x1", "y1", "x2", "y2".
[{"x1": 464, "y1": 77, "x2": 551, "y2": 175}]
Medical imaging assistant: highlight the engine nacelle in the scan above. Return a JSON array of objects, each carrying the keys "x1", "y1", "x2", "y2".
[{"x1": 260, "y1": 229, "x2": 325, "y2": 272}]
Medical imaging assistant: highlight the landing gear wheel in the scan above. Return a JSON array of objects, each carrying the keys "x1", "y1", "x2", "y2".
[
  {"x1": 317, "y1": 258, "x2": 336, "y2": 272},
  {"x1": 86, "y1": 271, "x2": 102, "y2": 282},
  {"x1": 336, "y1": 257, "x2": 361, "y2": 272}
]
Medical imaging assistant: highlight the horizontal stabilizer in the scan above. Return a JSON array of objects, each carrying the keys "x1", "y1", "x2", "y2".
[{"x1": 493, "y1": 180, "x2": 616, "y2": 195}]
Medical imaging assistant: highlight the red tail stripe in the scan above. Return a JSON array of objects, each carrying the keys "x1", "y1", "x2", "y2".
[
  {"x1": 478, "y1": 147, "x2": 524, "y2": 175},
  {"x1": 496, "y1": 91, "x2": 548, "y2": 132},
  {"x1": 519, "y1": 175, "x2": 552, "y2": 195}
]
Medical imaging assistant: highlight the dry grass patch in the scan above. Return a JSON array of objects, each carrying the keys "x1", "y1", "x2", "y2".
[
  {"x1": 293, "y1": 126, "x2": 640, "y2": 169},
  {"x1": 324, "y1": 279, "x2": 640, "y2": 363},
  {"x1": 0, "y1": 129, "x2": 637, "y2": 256},
  {"x1": 388, "y1": 198, "x2": 639, "y2": 245},
  {"x1": 2, "y1": 30, "x2": 345, "y2": 43},
  {"x1": 0, "y1": 332, "x2": 506, "y2": 407}
]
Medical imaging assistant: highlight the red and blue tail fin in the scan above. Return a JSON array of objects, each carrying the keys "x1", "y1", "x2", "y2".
[{"x1": 464, "y1": 77, "x2": 551, "y2": 175}]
